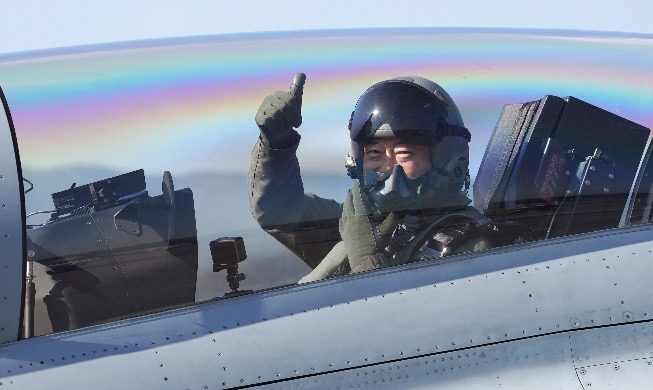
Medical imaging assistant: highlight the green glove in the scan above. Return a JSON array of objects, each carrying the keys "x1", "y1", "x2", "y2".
[
  {"x1": 255, "y1": 73, "x2": 305, "y2": 149},
  {"x1": 351, "y1": 254, "x2": 393, "y2": 273},
  {"x1": 339, "y1": 181, "x2": 398, "y2": 270}
]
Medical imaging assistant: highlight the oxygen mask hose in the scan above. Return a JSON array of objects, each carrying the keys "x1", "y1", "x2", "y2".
[{"x1": 382, "y1": 214, "x2": 424, "y2": 256}]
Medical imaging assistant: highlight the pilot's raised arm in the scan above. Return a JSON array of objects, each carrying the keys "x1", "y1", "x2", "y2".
[
  {"x1": 249, "y1": 74, "x2": 492, "y2": 282},
  {"x1": 248, "y1": 74, "x2": 342, "y2": 269}
]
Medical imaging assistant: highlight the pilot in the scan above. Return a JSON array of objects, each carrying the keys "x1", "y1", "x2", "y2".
[{"x1": 249, "y1": 75, "x2": 490, "y2": 283}]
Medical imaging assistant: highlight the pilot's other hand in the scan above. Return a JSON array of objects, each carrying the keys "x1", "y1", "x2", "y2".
[
  {"x1": 351, "y1": 254, "x2": 392, "y2": 273},
  {"x1": 255, "y1": 73, "x2": 305, "y2": 149},
  {"x1": 340, "y1": 181, "x2": 398, "y2": 271}
]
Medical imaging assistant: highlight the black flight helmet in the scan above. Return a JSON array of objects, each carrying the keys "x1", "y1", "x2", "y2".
[{"x1": 346, "y1": 76, "x2": 472, "y2": 211}]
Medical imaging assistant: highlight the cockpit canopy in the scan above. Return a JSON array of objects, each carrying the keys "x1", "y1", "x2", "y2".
[{"x1": 0, "y1": 28, "x2": 651, "y2": 339}]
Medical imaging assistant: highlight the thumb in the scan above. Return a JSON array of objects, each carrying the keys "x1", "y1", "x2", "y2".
[
  {"x1": 289, "y1": 73, "x2": 305, "y2": 128},
  {"x1": 351, "y1": 180, "x2": 376, "y2": 217}
]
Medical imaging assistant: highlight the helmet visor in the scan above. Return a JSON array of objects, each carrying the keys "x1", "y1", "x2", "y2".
[{"x1": 349, "y1": 81, "x2": 447, "y2": 143}]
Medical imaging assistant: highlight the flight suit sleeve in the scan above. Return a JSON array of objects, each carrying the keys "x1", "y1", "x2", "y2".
[{"x1": 248, "y1": 135, "x2": 343, "y2": 268}]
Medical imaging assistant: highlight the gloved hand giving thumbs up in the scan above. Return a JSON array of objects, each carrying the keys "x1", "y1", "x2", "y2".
[{"x1": 255, "y1": 73, "x2": 305, "y2": 149}]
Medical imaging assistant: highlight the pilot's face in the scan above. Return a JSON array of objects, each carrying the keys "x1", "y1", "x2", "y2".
[{"x1": 362, "y1": 139, "x2": 432, "y2": 179}]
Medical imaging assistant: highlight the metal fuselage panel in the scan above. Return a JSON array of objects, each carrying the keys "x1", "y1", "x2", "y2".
[
  {"x1": 0, "y1": 88, "x2": 24, "y2": 344},
  {"x1": 0, "y1": 224, "x2": 652, "y2": 388}
]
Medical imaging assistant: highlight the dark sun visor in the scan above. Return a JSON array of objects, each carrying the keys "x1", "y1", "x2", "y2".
[{"x1": 349, "y1": 80, "x2": 455, "y2": 143}]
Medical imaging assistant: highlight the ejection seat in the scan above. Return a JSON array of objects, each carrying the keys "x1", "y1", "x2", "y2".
[
  {"x1": 27, "y1": 170, "x2": 198, "y2": 333},
  {"x1": 473, "y1": 95, "x2": 650, "y2": 243}
]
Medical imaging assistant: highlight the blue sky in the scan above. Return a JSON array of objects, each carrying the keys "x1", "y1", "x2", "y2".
[{"x1": 1, "y1": 0, "x2": 652, "y2": 55}]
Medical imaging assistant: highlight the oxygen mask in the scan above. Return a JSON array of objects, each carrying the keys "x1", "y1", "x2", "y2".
[{"x1": 364, "y1": 164, "x2": 426, "y2": 213}]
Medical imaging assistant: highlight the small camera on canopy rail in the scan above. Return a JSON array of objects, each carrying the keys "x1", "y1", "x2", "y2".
[{"x1": 210, "y1": 237, "x2": 251, "y2": 297}]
